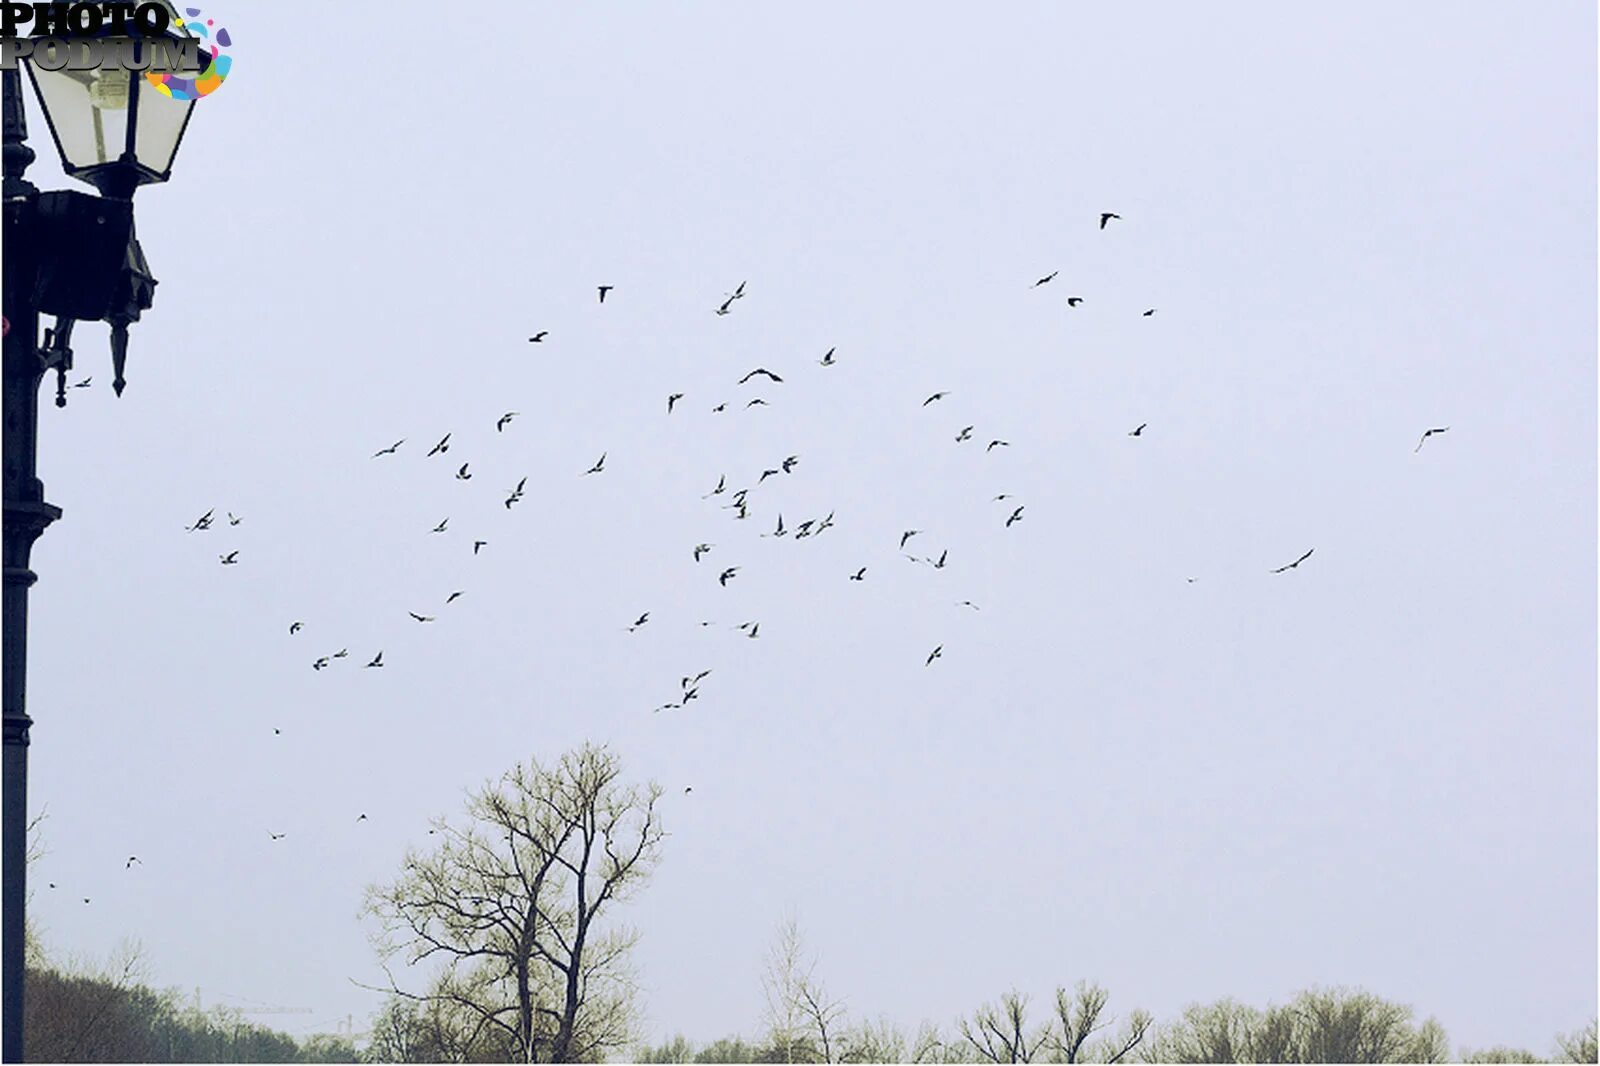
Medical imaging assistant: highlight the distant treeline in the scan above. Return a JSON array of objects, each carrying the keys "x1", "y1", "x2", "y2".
[{"x1": 23, "y1": 963, "x2": 357, "y2": 1064}]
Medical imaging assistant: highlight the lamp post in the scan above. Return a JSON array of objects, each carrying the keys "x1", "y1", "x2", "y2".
[{"x1": 3, "y1": 7, "x2": 199, "y2": 1058}]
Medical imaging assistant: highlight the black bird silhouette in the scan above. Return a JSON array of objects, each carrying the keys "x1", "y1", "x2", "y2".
[
  {"x1": 598, "y1": 285, "x2": 613, "y2": 303},
  {"x1": 1100, "y1": 212, "x2": 1120, "y2": 229},
  {"x1": 409, "y1": 611, "x2": 435, "y2": 623},
  {"x1": 628, "y1": 612, "x2": 650, "y2": 632},
  {"x1": 473, "y1": 540, "x2": 487, "y2": 555},
  {"x1": 456, "y1": 463, "x2": 472, "y2": 481},
  {"x1": 705, "y1": 476, "x2": 726, "y2": 498},
  {"x1": 819, "y1": 347, "x2": 836, "y2": 366},
  {"x1": 711, "y1": 402, "x2": 727, "y2": 413},
  {"x1": 289, "y1": 621, "x2": 303, "y2": 635},
  {"x1": 993, "y1": 493, "x2": 1014, "y2": 501},
  {"x1": 1414, "y1": 426, "x2": 1450, "y2": 453},
  {"x1": 956, "y1": 426, "x2": 974, "y2": 442},
  {"x1": 716, "y1": 296, "x2": 735, "y2": 316},
  {"x1": 332, "y1": 649, "x2": 348, "y2": 658},
  {"x1": 312, "y1": 657, "x2": 330, "y2": 671},
  {"x1": 718, "y1": 567, "x2": 739, "y2": 587},
  {"x1": 957, "y1": 600, "x2": 980, "y2": 610},
  {"x1": 583, "y1": 453, "x2": 606, "y2": 475},
  {"x1": 1128, "y1": 423, "x2": 1147, "y2": 437},
  {"x1": 71, "y1": 376, "x2": 91, "y2": 388},
  {"x1": 730, "y1": 280, "x2": 747, "y2": 300},
  {"x1": 1005, "y1": 506, "x2": 1024, "y2": 528},
  {"x1": 1067, "y1": 297, "x2": 1083, "y2": 307},
  {"x1": 987, "y1": 439, "x2": 1010, "y2": 451},
  {"x1": 1142, "y1": 308, "x2": 1157, "y2": 317},
  {"x1": 926, "y1": 645, "x2": 943, "y2": 666},
  {"x1": 1033, "y1": 271, "x2": 1058, "y2": 287},
  {"x1": 900, "y1": 530, "x2": 921, "y2": 549},
  {"x1": 446, "y1": 591, "x2": 464, "y2": 604},
  {"x1": 373, "y1": 439, "x2": 404, "y2": 458},
  {"x1": 782, "y1": 455, "x2": 799, "y2": 473},
  {"x1": 125, "y1": 856, "x2": 140, "y2": 868},
  {"x1": 219, "y1": 551, "x2": 239, "y2": 565},
  {"x1": 933, "y1": 549, "x2": 948, "y2": 569},
  {"x1": 759, "y1": 468, "x2": 780, "y2": 483},
  {"x1": 269, "y1": 832, "x2": 285, "y2": 841},
  {"x1": 357, "y1": 814, "x2": 368, "y2": 822},
  {"x1": 228, "y1": 512, "x2": 242, "y2": 526},
  {"x1": 497, "y1": 412, "x2": 518, "y2": 432},
  {"x1": 427, "y1": 433, "x2": 451, "y2": 457},
  {"x1": 730, "y1": 488, "x2": 749, "y2": 507},
  {"x1": 528, "y1": 331, "x2": 548, "y2": 342},
  {"x1": 1271, "y1": 549, "x2": 1315, "y2": 574},
  {"x1": 850, "y1": 567, "x2": 866, "y2": 581},
  {"x1": 740, "y1": 368, "x2": 783, "y2": 384},
  {"x1": 766, "y1": 513, "x2": 786, "y2": 537},
  {"x1": 745, "y1": 623, "x2": 759, "y2": 639},
  {"x1": 923, "y1": 392, "x2": 948, "y2": 406},
  {"x1": 668, "y1": 393, "x2": 684, "y2": 413},
  {"x1": 365, "y1": 651, "x2": 384, "y2": 668},
  {"x1": 746, "y1": 398, "x2": 768, "y2": 408},
  {"x1": 684, "y1": 669, "x2": 713, "y2": 688},
  {"x1": 186, "y1": 509, "x2": 214, "y2": 532},
  {"x1": 694, "y1": 543, "x2": 713, "y2": 562},
  {"x1": 684, "y1": 787, "x2": 693, "y2": 794},
  {"x1": 431, "y1": 518, "x2": 449, "y2": 534},
  {"x1": 505, "y1": 478, "x2": 526, "y2": 508}
]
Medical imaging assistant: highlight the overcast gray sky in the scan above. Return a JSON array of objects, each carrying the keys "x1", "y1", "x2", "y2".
[{"x1": 16, "y1": 1, "x2": 1596, "y2": 1054}]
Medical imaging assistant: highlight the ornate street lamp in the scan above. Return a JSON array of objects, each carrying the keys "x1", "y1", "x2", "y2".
[{"x1": 4, "y1": 5, "x2": 204, "y2": 1057}]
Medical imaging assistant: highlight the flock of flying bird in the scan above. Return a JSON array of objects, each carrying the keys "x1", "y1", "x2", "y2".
[{"x1": 57, "y1": 208, "x2": 1451, "y2": 880}]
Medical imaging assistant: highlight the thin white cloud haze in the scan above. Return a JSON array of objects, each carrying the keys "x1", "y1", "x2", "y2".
[{"x1": 13, "y1": 1, "x2": 1596, "y2": 1056}]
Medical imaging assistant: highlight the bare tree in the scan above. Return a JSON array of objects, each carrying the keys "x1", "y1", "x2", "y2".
[
  {"x1": 761, "y1": 917, "x2": 847, "y2": 1062},
  {"x1": 960, "y1": 992, "x2": 1048, "y2": 1064},
  {"x1": 365, "y1": 744, "x2": 663, "y2": 1062},
  {"x1": 1047, "y1": 982, "x2": 1151, "y2": 1064}
]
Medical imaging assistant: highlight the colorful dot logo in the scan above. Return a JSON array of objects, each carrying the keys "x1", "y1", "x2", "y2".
[{"x1": 145, "y1": 7, "x2": 232, "y2": 101}]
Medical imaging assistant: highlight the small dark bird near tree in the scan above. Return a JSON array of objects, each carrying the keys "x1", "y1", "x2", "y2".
[
  {"x1": 711, "y1": 402, "x2": 727, "y2": 413},
  {"x1": 782, "y1": 455, "x2": 799, "y2": 473},
  {"x1": 186, "y1": 509, "x2": 214, "y2": 532},
  {"x1": 684, "y1": 787, "x2": 693, "y2": 794},
  {"x1": 718, "y1": 567, "x2": 739, "y2": 587},
  {"x1": 850, "y1": 567, "x2": 867, "y2": 581},
  {"x1": 220, "y1": 551, "x2": 239, "y2": 565},
  {"x1": 1414, "y1": 426, "x2": 1450, "y2": 453},
  {"x1": 628, "y1": 613, "x2": 650, "y2": 632},
  {"x1": 933, "y1": 549, "x2": 948, "y2": 569},
  {"x1": 583, "y1": 453, "x2": 606, "y2": 475},
  {"x1": 365, "y1": 652, "x2": 384, "y2": 668},
  {"x1": 923, "y1": 392, "x2": 949, "y2": 406},
  {"x1": 759, "y1": 468, "x2": 781, "y2": 483},
  {"x1": 900, "y1": 530, "x2": 921, "y2": 549},
  {"x1": 446, "y1": 591, "x2": 464, "y2": 604},
  {"x1": 746, "y1": 398, "x2": 768, "y2": 408},
  {"x1": 373, "y1": 439, "x2": 404, "y2": 458},
  {"x1": 71, "y1": 376, "x2": 91, "y2": 388},
  {"x1": 332, "y1": 649, "x2": 348, "y2": 658},
  {"x1": 598, "y1": 285, "x2": 613, "y2": 303},
  {"x1": 456, "y1": 463, "x2": 472, "y2": 481},
  {"x1": 431, "y1": 518, "x2": 449, "y2": 534},
  {"x1": 289, "y1": 621, "x2": 303, "y2": 635},
  {"x1": 766, "y1": 513, "x2": 786, "y2": 538},
  {"x1": 987, "y1": 439, "x2": 1010, "y2": 451},
  {"x1": 926, "y1": 645, "x2": 943, "y2": 666},
  {"x1": 126, "y1": 856, "x2": 140, "y2": 868},
  {"x1": 1006, "y1": 506, "x2": 1024, "y2": 528},
  {"x1": 743, "y1": 622, "x2": 760, "y2": 638},
  {"x1": 694, "y1": 543, "x2": 713, "y2": 562},
  {"x1": 1142, "y1": 308, "x2": 1156, "y2": 317},
  {"x1": 1271, "y1": 549, "x2": 1315, "y2": 574},
  {"x1": 473, "y1": 540, "x2": 487, "y2": 555},
  {"x1": 994, "y1": 493, "x2": 1014, "y2": 501},
  {"x1": 705, "y1": 476, "x2": 726, "y2": 498},
  {"x1": 1067, "y1": 297, "x2": 1083, "y2": 307},
  {"x1": 1129, "y1": 423, "x2": 1147, "y2": 437},
  {"x1": 409, "y1": 612, "x2": 435, "y2": 623},
  {"x1": 269, "y1": 832, "x2": 285, "y2": 841},
  {"x1": 956, "y1": 426, "x2": 974, "y2": 443},
  {"x1": 528, "y1": 331, "x2": 548, "y2": 343},
  {"x1": 312, "y1": 657, "x2": 330, "y2": 671},
  {"x1": 497, "y1": 412, "x2": 518, "y2": 432},
  {"x1": 957, "y1": 600, "x2": 980, "y2": 610},
  {"x1": 357, "y1": 814, "x2": 368, "y2": 822},
  {"x1": 820, "y1": 347, "x2": 836, "y2": 366},
  {"x1": 427, "y1": 433, "x2": 451, "y2": 457},
  {"x1": 1100, "y1": 212, "x2": 1120, "y2": 229},
  {"x1": 82, "y1": 897, "x2": 91, "y2": 904},
  {"x1": 1033, "y1": 271, "x2": 1058, "y2": 287},
  {"x1": 668, "y1": 393, "x2": 684, "y2": 413},
  {"x1": 228, "y1": 512, "x2": 242, "y2": 526},
  {"x1": 740, "y1": 368, "x2": 783, "y2": 384}
]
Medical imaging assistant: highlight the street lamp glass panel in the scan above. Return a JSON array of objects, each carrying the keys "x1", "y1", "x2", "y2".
[
  {"x1": 26, "y1": 65, "x2": 133, "y2": 172},
  {"x1": 131, "y1": 76, "x2": 193, "y2": 177}
]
